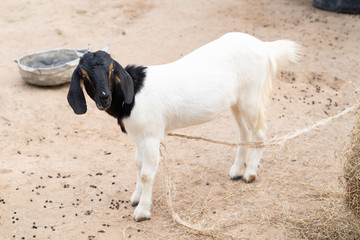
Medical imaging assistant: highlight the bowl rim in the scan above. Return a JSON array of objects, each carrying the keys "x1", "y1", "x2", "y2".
[{"x1": 14, "y1": 47, "x2": 91, "y2": 72}]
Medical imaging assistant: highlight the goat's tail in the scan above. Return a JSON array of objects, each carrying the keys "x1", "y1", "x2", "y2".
[
  {"x1": 266, "y1": 40, "x2": 302, "y2": 75},
  {"x1": 255, "y1": 40, "x2": 301, "y2": 131}
]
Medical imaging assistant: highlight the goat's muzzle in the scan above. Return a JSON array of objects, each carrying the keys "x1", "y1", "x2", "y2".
[{"x1": 96, "y1": 92, "x2": 112, "y2": 111}]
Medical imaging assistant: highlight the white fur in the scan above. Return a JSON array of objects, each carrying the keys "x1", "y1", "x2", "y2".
[{"x1": 122, "y1": 32, "x2": 301, "y2": 221}]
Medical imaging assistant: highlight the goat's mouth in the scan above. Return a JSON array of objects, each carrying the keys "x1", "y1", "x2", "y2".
[
  {"x1": 96, "y1": 96, "x2": 112, "y2": 111},
  {"x1": 96, "y1": 102, "x2": 111, "y2": 111}
]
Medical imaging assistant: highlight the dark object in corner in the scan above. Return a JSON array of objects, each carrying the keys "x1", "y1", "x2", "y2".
[{"x1": 313, "y1": 0, "x2": 360, "y2": 13}]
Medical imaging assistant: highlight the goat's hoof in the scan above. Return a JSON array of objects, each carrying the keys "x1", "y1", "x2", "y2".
[
  {"x1": 130, "y1": 192, "x2": 141, "y2": 207},
  {"x1": 245, "y1": 175, "x2": 256, "y2": 183},
  {"x1": 133, "y1": 205, "x2": 151, "y2": 222},
  {"x1": 244, "y1": 168, "x2": 257, "y2": 183},
  {"x1": 230, "y1": 175, "x2": 242, "y2": 181},
  {"x1": 229, "y1": 165, "x2": 245, "y2": 180},
  {"x1": 244, "y1": 170, "x2": 257, "y2": 183},
  {"x1": 135, "y1": 216, "x2": 151, "y2": 222}
]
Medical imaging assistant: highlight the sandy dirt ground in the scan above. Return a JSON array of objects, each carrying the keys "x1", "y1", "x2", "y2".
[{"x1": 1, "y1": 0, "x2": 360, "y2": 239}]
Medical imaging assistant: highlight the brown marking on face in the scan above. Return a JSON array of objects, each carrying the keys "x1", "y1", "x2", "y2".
[
  {"x1": 80, "y1": 68, "x2": 90, "y2": 80},
  {"x1": 108, "y1": 62, "x2": 114, "y2": 85},
  {"x1": 115, "y1": 75, "x2": 121, "y2": 85},
  {"x1": 80, "y1": 68, "x2": 95, "y2": 88}
]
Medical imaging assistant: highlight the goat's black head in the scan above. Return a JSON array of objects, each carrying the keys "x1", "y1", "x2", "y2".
[{"x1": 67, "y1": 49, "x2": 134, "y2": 115}]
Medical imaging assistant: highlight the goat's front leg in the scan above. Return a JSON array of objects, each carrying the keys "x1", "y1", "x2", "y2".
[
  {"x1": 130, "y1": 148, "x2": 143, "y2": 207},
  {"x1": 132, "y1": 137, "x2": 160, "y2": 221}
]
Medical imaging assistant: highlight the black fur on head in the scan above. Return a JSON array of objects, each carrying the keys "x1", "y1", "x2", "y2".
[{"x1": 67, "y1": 50, "x2": 134, "y2": 115}]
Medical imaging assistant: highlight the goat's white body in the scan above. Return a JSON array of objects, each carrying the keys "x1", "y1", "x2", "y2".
[{"x1": 122, "y1": 32, "x2": 300, "y2": 221}]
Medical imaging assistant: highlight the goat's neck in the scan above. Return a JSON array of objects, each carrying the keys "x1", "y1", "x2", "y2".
[{"x1": 105, "y1": 65, "x2": 147, "y2": 132}]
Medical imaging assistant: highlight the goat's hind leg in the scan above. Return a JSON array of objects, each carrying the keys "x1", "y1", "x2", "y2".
[
  {"x1": 243, "y1": 127, "x2": 265, "y2": 183},
  {"x1": 243, "y1": 105, "x2": 266, "y2": 183},
  {"x1": 229, "y1": 105, "x2": 250, "y2": 180},
  {"x1": 230, "y1": 104, "x2": 266, "y2": 183}
]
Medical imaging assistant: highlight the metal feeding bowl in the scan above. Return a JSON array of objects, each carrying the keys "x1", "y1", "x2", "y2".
[{"x1": 14, "y1": 48, "x2": 90, "y2": 86}]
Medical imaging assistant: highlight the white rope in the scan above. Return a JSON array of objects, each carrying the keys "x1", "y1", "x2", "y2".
[{"x1": 168, "y1": 105, "x2": 356, "y2": 149}]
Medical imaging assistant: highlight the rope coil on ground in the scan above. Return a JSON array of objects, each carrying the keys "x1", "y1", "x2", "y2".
[{"x1": 162, "y1": 104, "x2": 357, "y2": 237}]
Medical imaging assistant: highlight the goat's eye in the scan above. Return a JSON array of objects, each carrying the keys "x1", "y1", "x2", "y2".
[{"x1": 79, "y1": 71, "x2": 85, "y2": 78}]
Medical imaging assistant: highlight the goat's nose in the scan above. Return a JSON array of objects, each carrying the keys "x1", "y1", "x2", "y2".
[
  {"x1": 100, "y1": 91, "x2": 110, "y2": 98},
  {"x1": 99, "y1": 93, "x2": 110, "y2": 104},
  {"x1": 100, "y1": 94, "x2": 109, "y2": 99}
]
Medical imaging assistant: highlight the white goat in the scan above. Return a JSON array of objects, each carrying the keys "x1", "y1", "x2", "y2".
[{"x1": 67, "y1": 32, "x2": 301, "y2": 221}]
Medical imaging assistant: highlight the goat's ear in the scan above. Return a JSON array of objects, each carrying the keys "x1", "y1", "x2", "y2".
[
  {"x1": 67, "y1": 66, "x2": 87, "y2": 114},
  {"x1": 114, "y1": 61, "x2": 134, "y2": 104}
]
